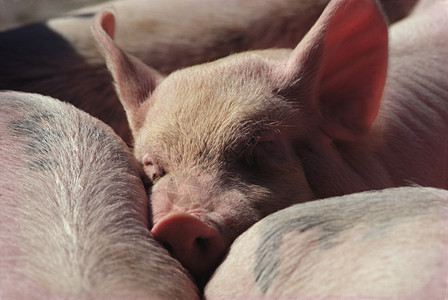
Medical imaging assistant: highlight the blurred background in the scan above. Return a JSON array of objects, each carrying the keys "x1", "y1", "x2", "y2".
[{"x1": 0, "y1": 0, "x2": 112, "y2": 31}]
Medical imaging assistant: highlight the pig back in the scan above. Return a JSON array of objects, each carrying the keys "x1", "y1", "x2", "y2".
[
  {"x1": 205, "y1": 187, "x2": 448, "y2": 299},
  {"x1": 0, "y1": 91, "x2": 198, "y2": 299},
  {"x1": 376, "y1": 0, "x2": 448, "y2": 189}
]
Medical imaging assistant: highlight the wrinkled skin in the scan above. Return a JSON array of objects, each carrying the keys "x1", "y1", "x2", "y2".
[
  {"x1": 0, "y1": 91, "x2": 199, "y2": 299},
  {"x1": 0, "y1": 0, "x2": 417, "y2": 144},
  {"x1": 92, "y1": 0, "x2": 448, "y2": 284},
  {"x1": 205, "y1": 187, "x2": 448, "y2": 299}
]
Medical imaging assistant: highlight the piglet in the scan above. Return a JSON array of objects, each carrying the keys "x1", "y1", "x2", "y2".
[
  {"x1": 205, "y1": 187, "x2": 448, "y2": 299},
  {"x1": 92, "y1": 0, "x2": 448, "y2": 283},
  {"x1": 0, "y1": 0, "x2": 332, "y2": 143},
  {"x1": 0, "y1": 0, "x2": 418, "y2": 144},
  {"x1": 0, "y1": 91, "x2": 199, "y2": 299}
]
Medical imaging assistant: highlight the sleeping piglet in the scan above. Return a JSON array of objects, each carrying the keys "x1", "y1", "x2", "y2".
[
  {"x1": 0, "y1": 0, "x2": 417, "y2": 144},
  {"x1": 205, "y1": 187, "x2": 448, "y2": 298},
  {"x1": 0, "y1": 91, "x2": 199, "y2": 299},
  {"x1": 92, "y1": 0, "x2": 448, "y2": 283}
]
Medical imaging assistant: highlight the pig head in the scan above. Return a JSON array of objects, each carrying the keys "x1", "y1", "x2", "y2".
[{"x1": 92, "y1": 0, "x2": 448, "y2": 282}]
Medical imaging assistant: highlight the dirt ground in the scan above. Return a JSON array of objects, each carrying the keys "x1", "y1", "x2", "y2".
[{"x1": 0, "y1": 0, "x2": 111, "y2": 31}]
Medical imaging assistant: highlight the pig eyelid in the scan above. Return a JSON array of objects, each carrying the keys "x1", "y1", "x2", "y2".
[
  {"x1": 237, "y1": 135, "x2": 260, "y2": 157},
  {"x1": 238, "y1": 130, "x2": 274, "y2": 155},
  {"x1": 151, "y1": 169, "x2": 167, "y2": 183},
  {"x1": 240, "y1": 135, "x2": 265, "y2": 165},
  {"x1": 244, "y1": 131, "x2": 276, "y2": 151},
  {"x1": 146, "y1": 166, "x2": 167, "y2": 183},
  {"x1": 228, "y1": 128, "x2": 274, "y2": 161},
  {"x1": 141, "y1": 153, "x2": 167, "y2": 182},
  {"x1": 243, "y1": 136, "x2": 258, "y2": 151}
]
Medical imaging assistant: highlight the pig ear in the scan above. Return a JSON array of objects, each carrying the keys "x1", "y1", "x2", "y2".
[
  {"x1": 91, "y1": 10, "x2": 164, "y2": 132},
  {"x1": 276, "y1": 0, "x2": 388, "y2": 141}
]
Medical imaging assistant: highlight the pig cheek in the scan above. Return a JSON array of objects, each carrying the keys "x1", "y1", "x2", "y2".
[
  {"x1": 253, "y1": 141, "x2": 314, "y2": 208},
  {"x1": 149, "y1": 180, "x2": 175, "y2": 225},
  {"x1": 211, "y1": 189, "x2": 263, "y2": 242}
]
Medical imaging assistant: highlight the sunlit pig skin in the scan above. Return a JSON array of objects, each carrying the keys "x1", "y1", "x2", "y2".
[
  {"x1": 0, "y1": 91, "x2": 199, "y2": 299},
  {"x1": 0, "y1": 0, "x2": 337, "y2": 144},
  {"x1": 0, "y1": 0, "x2": 418, "y2": 143},
  {"x1": 205, "y1": 187, "x2": 448, "y2": 299},
  {"x1": 93, "y1": 0, "x2": 448, "y2": 283}
]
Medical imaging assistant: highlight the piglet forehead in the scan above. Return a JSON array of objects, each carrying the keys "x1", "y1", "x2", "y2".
[
  {"x1": 152, "y1": 52, "x2": 277, "y2": 109},
  {"x1": 136, "y1": 52, "x2": 301, "y2": 163}
]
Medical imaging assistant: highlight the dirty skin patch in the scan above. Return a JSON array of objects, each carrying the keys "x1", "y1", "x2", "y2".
[
  {"x1": 253, "y1": 214, "x2": 352, "y2": 294},
  {"x1": 251, "y1": 191, "x2": 441, "y2": 294},
  {"x1": 7, "y1": 111, "x2": 62, "y2": 172}
]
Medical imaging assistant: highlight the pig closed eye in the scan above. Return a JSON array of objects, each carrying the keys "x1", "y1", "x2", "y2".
[
  {"x1": 239, "y1": 136, "x2": 260, "y2": 168},
  {"x1": 142, "y1": 154, "x2": 166, "y2": 182},
  {"x1": 245, "y1": 139, "x2": 286, "y2": 171},
  {"x1": 151, "y1": 168, "x2": 167, "y2": 182}
]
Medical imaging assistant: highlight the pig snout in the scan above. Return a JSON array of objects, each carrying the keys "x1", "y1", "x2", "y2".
[{"x1": 151, "y1": 212, "x2": 226, "y2": 283}]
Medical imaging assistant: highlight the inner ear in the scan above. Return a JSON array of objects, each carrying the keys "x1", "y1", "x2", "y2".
[
  {"x1": 272, "y1": 0, "x2": 388, "y2": 142},
  {"x1": 100, "y1": 11, "x2": 115, "y2": 39},
  {"x1": 91, "y1": 9, "x2": 165, "y2": 133}
]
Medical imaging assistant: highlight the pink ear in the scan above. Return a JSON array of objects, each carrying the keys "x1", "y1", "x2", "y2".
[
  {"x1": 91, "y1": 10, "x2": 164, "y2": 132},
  {"x1": 277, "y1": 0, "x2": 388, "y2": 141}
]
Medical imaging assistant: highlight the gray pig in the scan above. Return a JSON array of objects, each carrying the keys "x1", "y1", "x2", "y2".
[
  {"x1": 0, "y1": 91, "x2": 199, "y2": 299},
  {"x1": 92, "y1": 0, "x2": 448, "y2": 283},
  {"x1": 205, "y1": 187, "x2": 448, "y2": 299},
  {"x1": 0, "y1": 0, "x2": 417, "y2": 144}
]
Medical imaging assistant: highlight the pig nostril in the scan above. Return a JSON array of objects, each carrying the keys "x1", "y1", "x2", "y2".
[
  {"x1": 151, "y1": 212, "x2": 226, "y2": 279},
  {"x1": 161, "y1": 241, "x2": 173, "y2": 254},
  {"x1": 195, "y1": 237, "x2": 207, "y2": 251}
]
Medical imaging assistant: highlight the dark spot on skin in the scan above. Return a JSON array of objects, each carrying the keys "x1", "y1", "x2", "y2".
[
  {"x1": 28, "y1": 158, "x2": 60, "y2": 171},
  {"x1": 26, "y1": 128, "x2": 63, "y2": 155},
  {"x1": 253, "y1": 215, "x2": 352, "y2": 294},
  {"x1": 86, "y1": 125, "x2": 133, "y2": 171},
  {"x1": 8, "y1": 119, "x2": 41, "y2": 138},
  {"x1": 7, "y1": 112, "x2": 62, "y2": 172},
  {"x1": 86, "y1": 126, "x2": 108, "y2": 143},
  {"x1": 252, "y1": 189, "x2": 443, "y2": 294}
]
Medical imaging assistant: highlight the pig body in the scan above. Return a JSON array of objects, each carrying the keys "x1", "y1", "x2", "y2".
[
  {"x1": 205, "y1": 187, "x2": 448, "y2": 299},
  {"x1": 92, "y1": 0, "x2": 448, "y2": 282},
  {"x1": 0, "y1": 91, "x2": 199, "y2": 299},
  {"x1": 0, "y1": 0, "x2": 417, "y2": 143}
]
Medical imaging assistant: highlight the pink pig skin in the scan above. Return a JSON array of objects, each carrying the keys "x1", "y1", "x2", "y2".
[
  {"x1": 205, "y1": 187, "x2": 448, "y2": 299},
  {"x1": 92, "y1": 0, "x2": 448, "y2": 285},
  {"x1": 0, "y1": 0, "x2": 418, "y2": 144},
  {"x1": 0, "y1": 0, "x2": 335, "y2": 144},
  {"x1": 0, "y1": 91, "x2": 199, "y2": 299}
]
